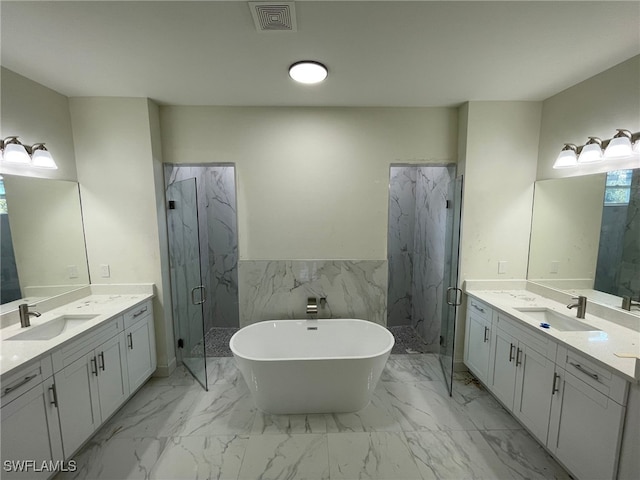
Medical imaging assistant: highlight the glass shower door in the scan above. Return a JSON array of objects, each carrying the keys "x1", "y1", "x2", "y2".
[
  {"x1": 166, "y1": 178, "x2": 208, "y2": 390},
  {"x1": 439, "y1": 175, "x2": 463, "y2": 396}
]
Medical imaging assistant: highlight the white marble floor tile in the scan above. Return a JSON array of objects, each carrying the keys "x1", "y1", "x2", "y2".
[
  {"x1": 179, "y1": 383, "x2": 257, "y2": 436},
  {"x1": 147, "y1": 365, "x2": 198, "y2": 387},
  {"x1": 150, "y1": 435, "x2": 248, "y2": 480},
  {"x1": 206, "y1": 356, "x2": 244, "y2": 387},
  {"x1": 237, "y1": 434, "x2": 329, "y2": 480},
  {"x1": 325, "y1": 384, "x2": 402, "y2": 433},
  {"x1": 253, "y1": 412, "x2": 327, "y2": 434},
  {"x1": 327, "y1": 431, "x2": 422, "y2": 480},
  {"x1": 383, "y1": 380, "x2": 477, "y2": 432},
  {"x1": 57, "y1": 437, "x2": 168, "y2": 480},
  {"x1": 93, "y1": 384, "x2": 202, "y2": 441},
  {"x1": 404, "y1": 430, "x2": 516, "y2": 480},
  {"x1": 479, "y1": 429, "x2": 573, "y2": 480},
  {"x1": 382, "y1": 356, "x2": 437, "y2": 382}
]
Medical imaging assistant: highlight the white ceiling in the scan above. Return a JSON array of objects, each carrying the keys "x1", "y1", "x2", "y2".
[{"x1": 1, "y1": 1, "x2": 639, "y2": 107}]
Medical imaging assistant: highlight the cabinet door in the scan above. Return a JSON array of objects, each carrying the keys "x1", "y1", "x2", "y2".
[
  {"x1": 55, "y1": 353, "x2": 100, "y2": 457},
  {"x1": 126, "y1": 317, "x2": 154, "y2": 392},
  {"x1": 489, "y1": 327, "x2": 517, "y2": 409},
  {"x1": 514, "y1": 343, "x2": 555, "y2": 443},
  {"x1": 465, "y1": 312, "x2": 491, "y2": 382},
  {"x1": 1, "y1": 380, "x2": 64, "y2": 479},
  {"x1": 548, "y1": 368, "x2": 625, "y2": 480},
  {"x1": 96, "y1": 332, "x2": 129, "y2": 421}
]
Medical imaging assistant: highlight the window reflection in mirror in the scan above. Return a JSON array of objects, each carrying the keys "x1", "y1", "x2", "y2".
[{"x1": 0, "y1": 174, "x2": 90, "y2": 312}]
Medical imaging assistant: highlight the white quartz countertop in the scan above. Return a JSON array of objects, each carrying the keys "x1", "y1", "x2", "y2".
[
  {"x1": 465, "y1": 289, "x2": 640, "y2": 382},
  {"x1": 0, "y1": 293, "x2": 153, "y2": 380}
]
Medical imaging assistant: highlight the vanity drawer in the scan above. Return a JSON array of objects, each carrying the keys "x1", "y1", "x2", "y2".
[
  {"x1": 123, "y1": 300, "x2": 152, "y2": 330},
  {"x1": 468, "y1": 297, "x2": 491, "y2": 322},
  {"x1": 52, "y1": 316, "x2": 124, "y2": 371},
  {"x1": 556, "y1": 345, "x2": 628, "y2": 405},
  {"x1": 1, "y1": 356, "x2": 53, "y2": 406}
]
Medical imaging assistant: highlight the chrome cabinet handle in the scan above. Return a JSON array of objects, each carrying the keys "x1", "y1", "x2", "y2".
[
  {"x1": 99, "y1": 352, "x2": 105, "y2": 371},
  {"x1": 2, "y1": 374, "x2": 37, "y2": 397},
  {"x1": 127, "y1": 332, "x2": 134, "y2": 349},
  {"x1": 472, "y1": 302, "x2": 485, "y2": 314},
  {"x1": 483, "y1": 326, "x2": 489, "y2": 343},
  {"x1": 516, "y1": 348, "x2": 523, "y2": 366},
  {"x1": 91, "y1": 356, "x2": 98, "y2": 376},
  {"x1": 133, "y1": 306, "x2": 148, "y2": 318},
  {"x1": 569, "y1": 362, "x2": 599, "y2": 381},
  {"x1": 509, "y1": 343, "x2": 515, "y2": 362},
  {"x1": 551, "y1": 372, "x2": 560, "y2": 395},
  {"x1": 49, "y1": 384, "x2": 58, "y2": 407}
]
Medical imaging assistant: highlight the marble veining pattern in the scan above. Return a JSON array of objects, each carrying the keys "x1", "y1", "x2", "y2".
[
  {"x1": 58, "y1": 354, "x2": 571, "y2": 480},
  {"x1": 238, "y1": 260, "x2": 387, "y2": 327}
]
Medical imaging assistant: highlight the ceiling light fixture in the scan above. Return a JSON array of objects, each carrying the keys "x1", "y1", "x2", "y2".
[
  {"x1": 0, "y1": 136, "x2": 58, "y2": 169},
  {"x1": 288, "y1": 61, "x2": 328, "y2": 84},
  {"x1": 554, "y1": 129, "x2": 640, "y2": 169}
]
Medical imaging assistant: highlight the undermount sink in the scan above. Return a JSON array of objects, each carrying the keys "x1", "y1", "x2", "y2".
[
  {"x1": 514, "y1": 307, "x2": 601, "y2": 332},
  {"x1": 7, "y1": 314, "x2": 99, "y2": 341}
]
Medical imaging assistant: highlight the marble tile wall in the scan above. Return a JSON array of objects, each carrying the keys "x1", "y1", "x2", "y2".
[
  {"x1": 238, "y1": 260, "x2": 387, "y2": 327},
  {"x1": 165, "y1": 165, "x2": 239, "y2": 331},
  {"x1": 617, "y1": 169, "x2": 640, "y2": 298},
  {"x1": 387, "y1": 165, "x2": 454, "y2": 350}
]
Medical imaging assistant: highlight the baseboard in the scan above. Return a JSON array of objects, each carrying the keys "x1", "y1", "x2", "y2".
[{"x1": 153, "y1": 356, "x2": 177, "y2": 377}]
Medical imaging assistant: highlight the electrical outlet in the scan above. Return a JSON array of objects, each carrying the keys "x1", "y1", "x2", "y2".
[
  {"x1": 100, "y1": 264, "x2": 110, "y2": 278},
  {"x1": 550, "y1": 261, "x2": 560, "y2": 274},
  {"x1": 498, "y1": 261, "x2": 508, "y2": 274},
  {"x1": 67, "y1": 265, "x2": 78, "y2": 279}
]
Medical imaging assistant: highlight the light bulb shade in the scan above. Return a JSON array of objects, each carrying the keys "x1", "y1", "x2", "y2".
[
  {"x1": 31, "y1": 146, "x2": 57, "y2": 169},
  {"x1": 289, "y1": 61, "x2": 328, "y2": 84},
  {"x1": 578, "y1": 142, "x2": 603, "y2": 164},
  {"x1": 553, "y1": 146, "x2": 578, "y2": 169},
  {"x1": 634, "y1": 140, "x2": 640, "y2": 154},
  {"x1": 604, "y1": 135, "x2": 632, "y2": 159},
  {"x1": 2, "y1": 142, "x2": 30, "y2": 164}
]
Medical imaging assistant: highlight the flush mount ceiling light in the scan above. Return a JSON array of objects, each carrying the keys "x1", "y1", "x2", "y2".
[
  {"x1": 288, "y1": 61, "x2": 328, "y2": 84},
  {"x1": 0, "y1": 136, "x2": 58, "y2": 169}
]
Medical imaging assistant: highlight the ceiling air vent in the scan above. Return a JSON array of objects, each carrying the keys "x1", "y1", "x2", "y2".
[{"x1": 249, "y1": 2, "x2": 297, "y2": 32}]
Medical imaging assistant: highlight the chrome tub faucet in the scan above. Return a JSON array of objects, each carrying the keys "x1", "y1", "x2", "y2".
[
  {"x1": 18, "y1": 303, "x2": 41, "y2": 328},
  {"x1": 567, "y1": 296, "x2": 587, "y2": 319}
]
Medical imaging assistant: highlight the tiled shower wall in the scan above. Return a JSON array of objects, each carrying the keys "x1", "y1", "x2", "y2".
[
  {"x1": 165, "y1": 164, "x2": 239, "y2": 330},
  {"x1": 238, "y1": 260, "x2": 387, "y2": 327},
  {"x1": 387, "y1": 165, "x2": 454, "y2": 350}
]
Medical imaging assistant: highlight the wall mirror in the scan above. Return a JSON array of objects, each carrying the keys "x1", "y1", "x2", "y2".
[
  {"x1": 527, "y1": 167, "x2": 639, "y2": 311},
  {"x1": 0, "y1": 174, "x2": 90, "y2": 313}
]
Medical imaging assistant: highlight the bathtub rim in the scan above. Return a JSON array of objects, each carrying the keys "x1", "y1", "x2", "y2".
[{"x1": 229, "y1": 318, "x2": 395, "y2": 363}]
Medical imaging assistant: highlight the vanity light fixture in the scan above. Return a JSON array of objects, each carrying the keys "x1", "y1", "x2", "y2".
[
  {"x1": 0, "y1": 136, "x2": 58, "y2": 169},
  {"x1": 553, "y1": 144, "x2": 578, "y2": 169},
  {"x1": 288, "y1": 61, "x2": 328, "y2": 84},
  {"x1": 577, "y1": 137, "x2": 603, "y2": 164},
  {"x1": 604, "y1": 129, "x2": 634, "y2": 159},
  {"x1": 554, "y1": 129, "x2": 640, "y2": 169}
]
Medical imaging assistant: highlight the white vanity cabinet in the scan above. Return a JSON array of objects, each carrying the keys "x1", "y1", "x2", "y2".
[
  {"x1": 464, "y1": 298, "x2": 493, "y2": 383},
  {"x1": 489, "y1": 312, "x2": 557, "y2": 444},
  {"x1": 0, "y1": 358, "x2": 63, "y2": 479},
  {"x1": 123, "y1": 300, "x2": 157, "y2": 393},
  {"x1": 53, "y1": 316, "x2": 130, "y2": 457},
  {"x1": 547, "y1": 346, "x2": 628, "y2": 480}
]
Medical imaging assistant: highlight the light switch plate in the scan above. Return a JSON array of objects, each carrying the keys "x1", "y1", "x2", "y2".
[
  {"x1": 498, "y1": 261, "x2": 508, "y2": 274},
  {"x1": 550, "y1": 261, "x2": 560, "y2": 274},
  {"x1": 100, "y1": 264, "x2": 110, "y2": 278},
  {"x1": 67, "y1": 265, "x2": 78, "y2": 279}
]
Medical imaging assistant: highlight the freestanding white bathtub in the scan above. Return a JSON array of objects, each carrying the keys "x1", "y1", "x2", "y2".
[{"x1": 230, "y1": 319, "x2": 394, "y2": 414}]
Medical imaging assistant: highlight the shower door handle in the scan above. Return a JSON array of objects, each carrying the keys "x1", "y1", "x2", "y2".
[
  {"x1": 191, "y1": 285, "x2": 206, "y2": 305},
  {"x1": 446, "y1": 287, "x2": 462, "y2": 306}
]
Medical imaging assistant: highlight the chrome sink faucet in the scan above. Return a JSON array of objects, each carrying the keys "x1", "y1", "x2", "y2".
[
  {"x1": 307, "y1": 297, "x2": 318, "y2": 319},
  {"x1": 567, "y1": 296, "x2": 587, "y2": 319},
  {"x1": 18, "y1": 303, "x2": 41, "y2": 328}
]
